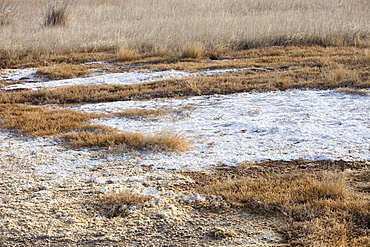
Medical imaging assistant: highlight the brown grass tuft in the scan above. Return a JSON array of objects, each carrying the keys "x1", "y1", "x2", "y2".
[
  {"x1": 144, "y1": 130, "x2": 192, "y2": 153},
  {"x1": 117, "y1": 45, "x2": 140, "y2": 61},
  {"x1": 207, "y1": 45, "x2": 226, "y2": 60},
  {"x1": 44, "y1": 0, "x2": 70, "y2": 27},
  {"x1": 98, "y1": 190, "x2": 152, "y2": 218},
  {"x1": 61, "y1": 129, "x2": 191, "y2": 153},
  {"x1": 37, "y1": 63, "x2": 90, "y2": 80},
  {"x1": 181, "y1": 43, "x2": 205, "y2": 59}
]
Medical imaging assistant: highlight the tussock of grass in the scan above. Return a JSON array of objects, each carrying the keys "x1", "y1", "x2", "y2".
[
  {"x1": 191, "y1": 162, "x2": 370, "y2": 246},
  {"x1": 37, "y1": 63, "x2": 90, "y2": 80},
  {"x1": 98, "y1": 190, "x2": 152, "y2": 218},
  {"x1": 181, "y1": 43, "x2": 205, "y2": 59},
  {"x1": 44, "y1": 0, "x2": 70, "y2": 27},
  {"x1": 117, "y1": 46, "x2": 139, "y2": 61},
  {"x1": 207, "y1": 45, "x2": 226, "y2": 60},
  {"x1": 61, "y1": 129, "x2": 191, "y2": 152}
]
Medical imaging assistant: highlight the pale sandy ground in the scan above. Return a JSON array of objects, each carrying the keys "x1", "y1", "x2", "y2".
[{"x1": 0, "y1": 149, "x2": 285, "y2": 246}]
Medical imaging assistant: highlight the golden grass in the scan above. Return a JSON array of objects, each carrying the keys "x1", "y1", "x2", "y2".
[
  {"x1": 0, "y1": 103, "x2": 191, "y2": 152},
  {"x1": 0, "y1": 0, "x2": 369, "y2": 66},
  {"x1": 181, "y1": 43, "x2": 205, "y2": 59},
  {"x1": 61, "y1": 129, "x2": 191, "y2": 153},
  {"x1": 113, "y1": 108, "x2": 169, "y2": 120},
  {"x1": 117, "y1": 45, "x2": 140, "y2": 61},
  {"x1": 186, "y1": 160, "x2": 370, "y2": 246},
  {"x1": 0, "y1": 104, "x2": 100, "y2": 136},
  {"x1": 98, "y1": 190, "x2": 152, "y2": 218},
  {"x1": 1, "y1": 46, "x2": 368, "y2": 105},
  {"x1": 37, "y1": 63, "x2": 90, "y2": 80}
]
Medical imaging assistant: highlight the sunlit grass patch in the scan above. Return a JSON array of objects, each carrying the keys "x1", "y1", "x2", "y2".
[
  {"x1": 181, "y1": 43, "x2": 205, "y2": 59},
  {"x1": 61, "y1": 129, "x2": 191, "y2": 153},
  {"x1": 117, "y1": 45, "x2": 140, "y2": 61},
  {"x1": 189, "y1": 162, "x2": 370, "y2": 246},
  {"x1": 37, "y1": 63, "x2": 90, "y2": 80},
  {"x1": 0, "y1": 104, "x2": 101, "y2": 136},
  {"x1": 97, "y1": 190, "x2": 152, "y2": 218}
]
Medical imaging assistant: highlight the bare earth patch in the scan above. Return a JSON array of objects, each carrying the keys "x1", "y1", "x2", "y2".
[{"x1": 0, "y1": 153, "x2": 287, "y2": 246}]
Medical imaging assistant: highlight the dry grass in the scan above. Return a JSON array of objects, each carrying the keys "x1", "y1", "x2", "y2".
[
  {"x1": 336, "y1": 88, "x2": 370, "y2": 96},
  {"x1": 117, "y1": 45, "x2": 140, "y2": 61},
  {"x1": 43, "y1": 0, "x2": 70, "y2": 27},
  {"x1": 113, "y1": 109, "x2": 169, "y2": 120},
  {"x1": 61, "y1": 129, "x2": 191, "y2": 153},
  {"x1": 1, "y1": 47, "x2": 368, "y2": 105},
  {"x1": 98, "y1": 190, "x2": 152, "y2": 218},
  {"x1": 0, "y1": 0, "x2": 17, "y2": 26},
  {"x1": 186, "y1": 160, "x2": 370, "y2": 246},
  {"x1": 0, "y1": 104, "x2": 100, "y2": 136},
  {"x1": 37, "y1": 63, "x2": 90, "y2": 79},
  {"x1": 181, "y1": 43, "x2": 205, "y2": 59},
  {"x1": 0, "y1": 103, "x2": 191, "y2": 152},
  {"x1": 0, "y1": 0, "x2": 369, "y2": 66}
]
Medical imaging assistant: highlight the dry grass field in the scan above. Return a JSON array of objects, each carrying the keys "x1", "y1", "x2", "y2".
[
  {"x1": 0, "y1": 0, "x2": 369, "y2": 67},
  {"x1": 0, "y1": 0, "x2": 369, "y2": 246}
]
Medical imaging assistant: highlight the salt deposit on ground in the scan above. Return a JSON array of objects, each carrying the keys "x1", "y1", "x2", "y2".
[
  {"x1": 1, "y1": 67, "x2": 269, "y2": 90},
  {"x1": 76, "y1": 90, "x2": 369, "y2": 170},
  {"x1": 1, "y1": 67, "x2": 369, "y2": 180}
]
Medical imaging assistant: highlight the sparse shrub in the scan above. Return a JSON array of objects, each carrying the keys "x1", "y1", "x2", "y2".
[
  {"x1": 44, "y1": 0, "x2": 70, "y2": 27},
  {"x1": 0, "y1": 0, "x2": 17, "y2": 26},
  {"x1": 181, "y1": 43, "x2": 205, "y2": 59},
  {"x1": 117, "y1": 45, "x2": 139, "y2": 61}
]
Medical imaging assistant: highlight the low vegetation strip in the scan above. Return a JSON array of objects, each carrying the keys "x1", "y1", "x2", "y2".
[
  {"x1": 184, "y1": 160, "x2": 370, "y2": 246},
  {"x1": 1, "y1": 46, "x2": 369, "y2": 105},
  {"x1": 0, "y1": 104, "x2": 191, "y2": 152},
  {"x1": 61, "y1": 130, "x2": 191, "y2": 153},
  {"x1": 0, "y1": 104, "x2": 100, "y2": 136}
]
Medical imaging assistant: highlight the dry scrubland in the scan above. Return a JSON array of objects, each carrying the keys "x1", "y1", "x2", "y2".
[{"x1": 0, "y1": 0, "x2": 370, "y2": 246}]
